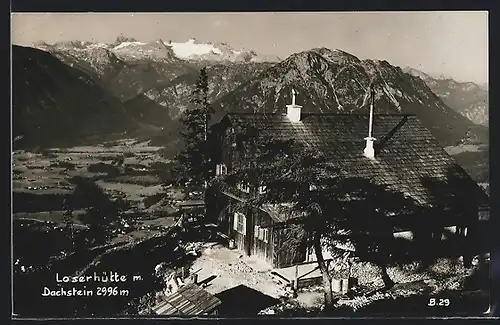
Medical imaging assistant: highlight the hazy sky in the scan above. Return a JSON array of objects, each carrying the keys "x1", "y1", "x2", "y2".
[{"x1": 11, "y1": 12, "x2": 488, "y2": 84}]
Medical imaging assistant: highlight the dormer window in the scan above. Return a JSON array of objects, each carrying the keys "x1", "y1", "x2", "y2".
[
  {"x1": 237, "y1": 182, "x2": 251, "y2": 194},
  {"x1": 215, "y1": 163, "x2": 227, "y2": 176}
]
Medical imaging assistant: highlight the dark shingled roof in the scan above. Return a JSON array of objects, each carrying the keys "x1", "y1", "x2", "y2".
[
  {"x1": 219, "y1": 112, "x2": 488, "y2": 210},
  {"x1": 151, "y1": 283, "x2": 222, "y2": 315}
]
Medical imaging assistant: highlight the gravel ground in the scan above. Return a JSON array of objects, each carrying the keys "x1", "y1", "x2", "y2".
[
  {"x1": 189, "y1": 244, "x2": 287, "y2": 299},
  {"x1": 260, "y1": 257, "x2": 485, "y2": 315},
  {"x1": 296, "y1": 291, "x2": 323, "y2": 308},
  {"x1": 350, "y1": 258, "x2": 468, "y2": 287}
]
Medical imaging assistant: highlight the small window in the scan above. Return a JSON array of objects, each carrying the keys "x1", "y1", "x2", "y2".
[
  {"x1": 258, "y1": 185, "x2": 267, "y2": 194},
  {"x1": 254, "y1": 225, "x2": 260, "y2": 238},
  {"x1": 478, "y1": 208, "x2": 489, "y2": 221},
  {"x1": 263, "y1": 228, "x2": 269, "y2": 243},
  {"x1": 258, "y1": 227, "x2": 264, "y2": 240},
  {"x1": 233, "y1": 212, "x2": 246, "y2": 234},
  {"x1": 237, "y1": 182, "x2": 251, "y2": 194},
  {"x1": 215, "y1": 164, "x2": 227, "y2": 176},
  {"x1": 309, "y1": 184, "x2": 317, "y2": 191}
]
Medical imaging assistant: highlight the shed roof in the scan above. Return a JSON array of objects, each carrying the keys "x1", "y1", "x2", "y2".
[{"x1": 151, "y1": 283, "x2": 222, "y2": 315}]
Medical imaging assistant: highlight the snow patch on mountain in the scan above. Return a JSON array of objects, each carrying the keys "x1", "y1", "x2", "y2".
[
  {"x1": 29, "y1": 37, "x2": 280, "y2": 64},
  {"x1": 88, "y1": 43, "x2": 111, "y2": 49},
  {"x1": 168, "y1": 39, "x2": 222, "y2": 58},
  {"x1": 113, "y1": 41, "x2": 147, "y2": 50}
]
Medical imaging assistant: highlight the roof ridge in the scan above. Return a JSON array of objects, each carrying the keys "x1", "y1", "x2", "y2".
[
  {"x1": 302, "y1": 113, "x2": 416, "y2": 117},
  {"x1": 227, "y1": 112, "x2": 417, "y2": 117}
]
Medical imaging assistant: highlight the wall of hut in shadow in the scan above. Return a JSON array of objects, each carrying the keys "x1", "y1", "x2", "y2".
[{"x1": 209, "y1": 165, "x2": 489, "y2": 271}]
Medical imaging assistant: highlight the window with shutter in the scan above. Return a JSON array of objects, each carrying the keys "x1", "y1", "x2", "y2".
[
  {"x1": 233, "y1": 213, "x2": 238, "y2": 231},
  {"x1": 242, "y1": 215, "x2": 247, "y2": 234},
  {"x1": 216, "y1": 164, "x2": 227, "y2": 176},
  {"x1": 234, "y1": 212, "x2": 246, "y2": 234},
  {"x1": 258, "y1": 227, "x2": 264, "y2": 240},
  {"x1": 237, "y1": 183, "x2": 251, "y2": 193},
  {"x1": 263, "y1": 228, "x2": 269, "y2": 243}
]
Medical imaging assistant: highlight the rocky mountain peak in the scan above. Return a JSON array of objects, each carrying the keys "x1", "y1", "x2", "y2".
[
  {"x1": 148, "y1": 39, "x2": 166, "y2": 46},
  {"x1": 27, "y1": 37, "x2": 281, "y2": 64},
  {"x1": 403, "y1": 67, "x2": 488, "y2": 126},
  {"x1": 285, "y1": 50, "x2": 331, "y2": 70},
  {"x1": 403, "y1": 67, "x2": 434, "y2": 81},
  {"x1": 188, "y1": 38, "x2": 204, "y2": 45},
  {"x1": 213, "y1": 47, "x2": 487, "y2": 146},
  {"x1": 112, "y1": 40, "x2": 177, "y2": 62},
  {"x1": 31, "y1": 40, "x2": 51, "y2": 48},
  {"x1": 312, "y1": 47, "x2": 361, "y2": 65}
]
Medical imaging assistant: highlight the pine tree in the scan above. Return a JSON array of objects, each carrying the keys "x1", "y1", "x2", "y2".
[
  {"x1": 62, "y1": 198, "x2": 75, "y2": 253},
  {"x1": 176, "y1": 67, "x2": 215, "y2": 189}
]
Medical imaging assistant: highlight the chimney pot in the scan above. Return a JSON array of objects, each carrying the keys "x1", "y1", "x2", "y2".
[
  {"x1": 363, "y1": 136, "x2": 376, "y2": 159},
  {"x1": 364, "y1": 86, "x2": 376, "y2": 159},
  {"x1": 287, "y1": 88, "x2": 302, "y2": 122}
]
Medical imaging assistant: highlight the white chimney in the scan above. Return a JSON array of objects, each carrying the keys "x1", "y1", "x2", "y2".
[
  {"x1": 286, "y1": 88, "x2": 302, "y2": 122},
  {"x1": 364, "y1": 88, "x2": 376, "y2": 159}
]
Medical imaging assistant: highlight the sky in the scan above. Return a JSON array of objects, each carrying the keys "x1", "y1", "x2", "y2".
[{"x1": 11, "y1": 12, "x2": 488, "y2": 84}]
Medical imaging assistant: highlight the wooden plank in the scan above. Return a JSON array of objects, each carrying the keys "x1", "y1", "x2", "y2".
[
  {"x1": 179, "y1": 297, "x2": 197, "y2": 310},
  {"x1": 185, "y1": 293, "x2": 217, "y2": 315},
  {"x1": 177, "y1": 300, "x2": 193, "y2": 314},
  {"x1": 165, "y1": 284, "x2": 221, "y2": 315},
  {"x1": 155, "y1": 300, "x2": 179, "y2": 315},
  {"x1": 156, "y1": 303, "x2": 176, "y2": 315},
  {"x1": 186, "y1": 292, "x2": 212, "y2": 315},
  {"x1": 182, "y1": 301, "x2": 200, "y2": 315},
  {"x1": 167, "y1": 294, "x2": 188, "y2": 313}
]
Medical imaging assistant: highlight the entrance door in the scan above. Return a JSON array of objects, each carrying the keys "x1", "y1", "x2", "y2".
[
  {"x1": 252, "y1": 224, "x2": 270, "y2": 261},
  {"x1": 233, "y1": 212, "x2": 247, "y2": 252}
]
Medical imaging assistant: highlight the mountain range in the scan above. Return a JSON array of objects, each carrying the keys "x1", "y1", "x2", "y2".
[
  {"x1": 12, "y1": 46, "x2": 137, "y2": 148},
  {"x1": 33, "y1": 36, "x2": 281, "y2": 65},
  {"x1": 13, "y1": 37, "x2": 489, "y2": 152},
  {"x1": 403, "y1": 67, "x2": 488, "y2": 126}
]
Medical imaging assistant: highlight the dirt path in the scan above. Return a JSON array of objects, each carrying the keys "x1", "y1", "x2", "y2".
[
  {"x1": 296, "y1": 291, "x2": 323, "y2": 308},
  {"x1": 190, "y1": 245, "x2": 287, "y2": 299}
]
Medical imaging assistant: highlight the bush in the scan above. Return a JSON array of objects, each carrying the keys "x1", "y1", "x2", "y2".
[
  {"x1": 40, "y1": 149, "x2": 57, "y2": 159},
  {"x1": 349, "y1": 258, "x2": 465, "y2": 288},
  {"x1": 50, "y1": 161, "x2": 76, "y2": 170},
  {"x1": 143, "y1": 193, "x2": 165, "y2": 209},
  {"x1": 88, "y1": 163, "x2": 121, "y2": 177}
]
